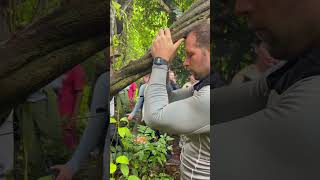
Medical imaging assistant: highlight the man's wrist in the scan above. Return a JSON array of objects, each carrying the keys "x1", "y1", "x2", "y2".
[{"x1": 153, "y1": 57, "x2": 168, "y2": 65}]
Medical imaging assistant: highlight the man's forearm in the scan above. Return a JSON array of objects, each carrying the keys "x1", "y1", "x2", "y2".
[
  {"x1": 212, "y1": 78, "x2": 270, "y2": 124},
  {"x1": 66, "y1": 110, "x2": 106, "y2": 172}
]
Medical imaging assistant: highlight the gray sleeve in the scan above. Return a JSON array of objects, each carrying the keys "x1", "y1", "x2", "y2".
[
  {"x1": 144, "y1": 65, "x2": 210, "y2": 135},
  {"x1": 213, "y1": 76, "x2": 320, "y2": 178},
  {"x1": 168, "y1": 86, "x2": 193, "y2": 103},
  {"x1": 66, "y1": 72, "x2": 108, "y2": 173},
  {"x1": 130, "y1": 85, "x2": 145, "y2": 117},
  {"x1": 231, "y1": 72, "x2": 245, "y2": 85},
  {"x1": 215, "y1": 75, "x2": 320, "y2": 142},
  {"x1": 212, "y1": 77, "x2": 270, "y2": 124},
  {"x1": 212, "y1": 77, "x2": 320, "y2": 125}
]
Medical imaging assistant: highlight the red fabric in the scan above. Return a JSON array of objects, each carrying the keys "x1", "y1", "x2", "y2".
[
  {"x1": 128, "y1": 82, "x2": 137, "y2": 110},
  {"x1": 63, "y1": 128, "x2": 78, "y2": 149},
  {"x1": 58, "y1": 65, "x2": 85, "y2": 117},
  {"x1": 128, "y1": 82, "x2": 137, "y2": 101},
  {"x1": 58, "y1": 65, "x2": 85, "y2": 149}
]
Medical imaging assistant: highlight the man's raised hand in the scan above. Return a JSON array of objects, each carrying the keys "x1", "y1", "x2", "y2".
[{"x1": 151, "y1": 28, "x2": 184, "y2": 62}]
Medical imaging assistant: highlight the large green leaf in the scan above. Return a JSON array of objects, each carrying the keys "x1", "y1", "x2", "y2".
[
  {"x1": 116, "y1": 155, "x2": 129, "y2": 164},
  {"x1": 120, "y1": 164, "x2": 129, "y2": 177},
  {"x1": 37, "y1": 176, "x2": 54, "y2": 180},
  {"x1": 120, "y1": 116, "x2": 129, "y2": 122},
  {"x1": 118, "y1": 127, "x2": 131, "y2": 138},
  {"x1": 110, "y1": 162, "x2": 117, "y2": 174},
  {"x1": 110, "y1": 117, "x2": 117, "y2": 124},
  {"x1": 128, "y1": 175, "x2": 140, "y2": 180}
]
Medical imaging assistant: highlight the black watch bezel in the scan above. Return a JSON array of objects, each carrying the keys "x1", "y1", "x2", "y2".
[{"x1": 153, "y1": 57, "x2": 168, "y2": 65}]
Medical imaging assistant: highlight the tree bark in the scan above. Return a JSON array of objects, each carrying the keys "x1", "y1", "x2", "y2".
[
  {"x1": 0, "y1": 11, "x2": 10, "y2": 42},
  {"x1": 0, "y1": 0, "x2": 107, "y2": 118},
  {"x1": 110, "y1": 0, "x2": 209, "y2": 97}
]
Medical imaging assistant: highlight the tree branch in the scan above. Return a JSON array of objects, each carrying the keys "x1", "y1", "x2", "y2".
[{"x1": 110, "y1": 0, "x2": 210, "y2": 96}]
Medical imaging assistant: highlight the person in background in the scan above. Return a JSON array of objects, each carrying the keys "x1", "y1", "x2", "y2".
[
  {"x1": 14, "y1": 79, "x2": 62, "y2": 179},
  {"x1": 0, "y1": 110, "x2": 13, "y2": 179},
  {"x1": 88, "y1": 47, "x2": 119, "y2": 110},
  {"x1": 127, "y1": 74, "x2": 150, "y2": 133},
  {"x1": 182, "y1": 73, "x2": 198, "y2": 89},
  {"x1": 231, "y1": 42, "x2": 280, "y2": 84},
  {"x1": 128, "y1": 82, "x2": 137, "y2": 110},
  {"x1": 52, "y1": 48, "x2": 114, "y2": 180},
  {"x1": 168, "y1": 70, "x2": 180, "y2": 91},
  {"x1": 58, "y1": 64, "x2": 86, "y2": 150}
]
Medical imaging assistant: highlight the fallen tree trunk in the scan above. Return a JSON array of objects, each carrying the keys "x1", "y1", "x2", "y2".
[
  {"x1": 0, "y1": 0, "x2": 107, "y2": 118},
  {"x1": 110, "y1": 0, "x2": 209, "y2": 97}
]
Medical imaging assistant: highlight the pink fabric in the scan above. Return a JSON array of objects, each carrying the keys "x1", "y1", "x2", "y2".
[
  {"x1": 63, "y1": 128, "x2": 78, "y2": 149},
  {"x1": 58, "y1": 65, "x2": 85, "y2": 117},
  {"x1": 128, "y1": 82, "x2": 137, "y2": 110},
  {"x1": 128, "y1": 82, "x2": 137, "y2": 101},
  {"x1": 58, "y1": 65, "x2": 85, "y2": 149}
]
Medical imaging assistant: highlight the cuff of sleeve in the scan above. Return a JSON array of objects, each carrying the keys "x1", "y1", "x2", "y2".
[
  {"x1": 66, "y1": 159, "x2": 79, "y2": 174},
  {"x1": 150, "y1": 65, "x2": 168, "y2": 85}
]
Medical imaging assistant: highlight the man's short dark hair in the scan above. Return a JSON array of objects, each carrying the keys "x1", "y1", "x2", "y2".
[{"x1": 188, "y1": 19, "x2": 210, "y2": 50}]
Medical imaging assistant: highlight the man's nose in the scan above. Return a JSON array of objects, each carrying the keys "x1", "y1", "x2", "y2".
[{"x1": 234, "y1": 0, "x2": 253, "y2": 17}]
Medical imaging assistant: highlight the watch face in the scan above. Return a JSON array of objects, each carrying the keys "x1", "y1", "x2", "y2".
[
  {"x1": 154, "y1": 57, "x2": 162, "y2": 65},
  {"x1": 156, "y1": 58, "x2": 161, "y2": 64}
]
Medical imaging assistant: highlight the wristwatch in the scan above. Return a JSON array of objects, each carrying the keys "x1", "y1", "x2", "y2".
[{"x1": 153, "y1": 57, "x2": 168, "y2": 66}]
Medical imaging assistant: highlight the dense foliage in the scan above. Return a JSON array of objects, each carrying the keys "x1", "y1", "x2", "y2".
[
  {"x1": 1, "y1": 1, "x2": 105, "y2": 179},
  {"x1": 110, "y1": 116, "x2": 174, "y2": 180},
  {"x1": 112, "y1": 0, "x2": 196, "y2": 86},
  {"x1": 213, "y1": 0, "x2": 256, "y2": 82}
]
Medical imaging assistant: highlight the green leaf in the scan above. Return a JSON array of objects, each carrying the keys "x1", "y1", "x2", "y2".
[
  {"x1": 128, "y1": 175, "x2": 140, "y2": 180},
  {"x1": 120, "y1": 117, "x2": 129, "y2": 122},
  {"x1": 118, "y1": 127, "x2": 131, "y2": 138},
  {"x1": 110, "y1": 146, "x2": 117, "y2": 153},
  {"x1": 120, "y1": 164, "x2": 129, "y2": 177},
  {"x1": 138, "y1": 151, "x2": 144, "y2": 161},
  {"x1": 166, "y1": 136, "x2": 174, "y2": 141},
  {"x1": 37, "y1": 176, "x2": 54, "y2": 180},
  {"x1": 110, "y1": 117, "x2": 117, "y2": 124},
  {"x1": 116, "y1": 155, "x2": 129, "y2": 164},
  {"x1": 112, "y1": 1, "x2": 121, "y2": 11},
  {"x1": 157, "y1": 157, "x2": 163, "y2": 166},
  {"x1": 137, "y1": 125, "x2": 147, "y2": 133},
  {"x1": 132, "y1": 168, "x2": 139, "y2": 176},
  {"x1": 110, "y1": 162, "x2": 117, "y2": 174}
]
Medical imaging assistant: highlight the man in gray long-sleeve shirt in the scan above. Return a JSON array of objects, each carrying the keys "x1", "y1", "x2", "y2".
[
  {"x1": 144, "y1": 20, "x2": 210, "y2": 179},
  {"x1": 213, "y1": 0, "x2": 320, "y2": 179}
]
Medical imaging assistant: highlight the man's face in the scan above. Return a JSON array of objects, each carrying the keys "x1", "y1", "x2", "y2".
[
  {"x1": 183, "y1": 33, "x2": 210, "y2": 80},
  {"x1": 235, "y1": 0, "x2": 320, "y2": 59}
]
